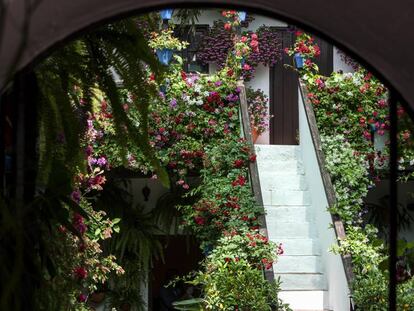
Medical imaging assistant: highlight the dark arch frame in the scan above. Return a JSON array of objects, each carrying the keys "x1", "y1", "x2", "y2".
[{"x1": 0, "y1": 1, "x2": 411, "y2": 309}]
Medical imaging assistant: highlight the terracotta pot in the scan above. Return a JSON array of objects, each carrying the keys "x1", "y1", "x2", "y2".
[{"x1": 251, "y1": 127, "x2": 259, "y2": 143}]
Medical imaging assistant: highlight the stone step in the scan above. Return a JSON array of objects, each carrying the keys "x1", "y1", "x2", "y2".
[
  {"x1": 267, "y1": 221, "x2": 317, "y2": 239},
  {"x1": 276, "y1": 273, "x2": 327, "y2": 291},
  {"x1": 279, "y1": 291, "x2": 327, "y2": 310},
  {"x1": 260, "y1": 174, "x2": 308, "y2": 191},
  {"x1": 255, "y1": 145, "x2": 300, "y2": 161},
  {"x1": 271, "y1": 238, "x2": 321, "y2": 256},
  {"x1": 275, "y1": 255, "x2": 323, "y2": 274},
  {"x1": 262, "y1": 190, "x2": 311, "y2": 206},
  {"x1": 265, "y1": 205, "x2": 313, "y2": 223},
  {"x1": 257, "y1": 160, "x2": 304, "y2": 175}
]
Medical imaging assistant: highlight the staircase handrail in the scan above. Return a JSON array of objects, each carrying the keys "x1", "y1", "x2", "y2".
[{"x1": 237, "y1": 80, "x2": 275, "y2": 282}]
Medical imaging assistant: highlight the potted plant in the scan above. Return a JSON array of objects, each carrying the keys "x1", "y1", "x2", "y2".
[
  {"x1": 149, "y1": 29, "x2": 189, "y2": 65},
  {"x1": 159, "y1": 9, "x2": 174, "y2": 20},
  {"x1": 294, "y1": 53, "x2": 304, "y2": 69},
  {"x1": 238, "y1": 11, "x2": 247, "y2": 22},
  {"x1": 246, "y1": 87, "x2": 272, "y2": 142}
]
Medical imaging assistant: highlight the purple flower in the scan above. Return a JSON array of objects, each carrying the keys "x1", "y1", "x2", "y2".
[
  {"x1": 71, "y1": 190, "x2": 81, "y2": 204},
  {"x1": 88, "y1": 157, "x2": 97, "y2": 166},
  {"x1": 226, "y1": 94, "x2": 239, "y2": 102},
  {"x1": 235, "y1": 87, "x2": 241, "y2": 93},
  {"x1": 85, "y1": 145, "x2": 93, "y2": 156},
  {"x1": 170, "y1": 98, "x2": 177, "y2": 108},
  {"x1": 215, "y1": 81, "x2": 222, "y2": 86},
  {"x1": 97, "y1": 157, "x2": 107, "y2": 167}
]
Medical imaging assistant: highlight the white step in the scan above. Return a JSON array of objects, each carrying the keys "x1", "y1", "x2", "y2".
[
  {"x1": 257, "y1": 161, "x2": 304, "y2": 175},
  {"x1": 276, "y1": 273, "x2": 327, "y2": 291},
  {"x1": 255, "y1": 145, "x2": 300, "y2": 161},
  {"x1": 279, "y1": 290, "x2": 327, "y2": 310},
  {"x1": 262, "y1": 190, "x2": 311, "y2": 206},
  {"x1": 265, "y1": 205, "x2": 313, "y2": 222},
  {"x1": 271, "y1": 238, "x2": 321, "y2": 256},
  {"x1": 267, "y1": 222, "x2": 317, "y2": 239},
  {"x1": 275, "y1": 256, "x2": 323, "y2": 273},
  {"x1": 260, "y1": 174, "x2": 308, "y2": 190}
]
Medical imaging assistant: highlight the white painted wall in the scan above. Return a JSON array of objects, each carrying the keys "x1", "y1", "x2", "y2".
[
  {"x1": 333, "y1": 47, "x2": 355, "y2": 73},
  {"x1": 246, "y1": 64, "x2": 271, "y2": 144},
  {"x1": 299, "y1": 89, "x2": 351, "y2": 311}
]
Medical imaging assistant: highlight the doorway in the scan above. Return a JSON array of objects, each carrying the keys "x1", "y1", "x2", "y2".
[{"x1": 269, "y1": 28, "x2": 333, "y2": 145}]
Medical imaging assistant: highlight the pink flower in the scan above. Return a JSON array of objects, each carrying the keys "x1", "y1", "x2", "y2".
[
  {"x1": 242, "y1": 64, "x2": 251, "y2": 71},
  {"x1": 240, "y1": 36, "x2": 248, "y2": 43},
  {"x1": 183, "y1": 183, "x2": 190, "y2": 190},
  {"x1": 78, "y1": 293, "x2": 88, "y2": 302},
  {"x1": 251, "y1": 33, "x2": 258, "y2": 40},
  {"x1": 224, "y1": 23, "x2": 232, "y2": 31}
]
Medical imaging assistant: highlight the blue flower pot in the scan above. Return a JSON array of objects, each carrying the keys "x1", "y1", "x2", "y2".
[
  {"x1": 160, "y1": 9, "x2": 174, "y2": 20},
  {"x1": 238, "y1": 11, "x2": 247, "y2": 22},
  {"x1": 294, "y1": 53, "x2": 304, "y2": 69},
  {"x1": 156, "y1": 48, "x2": 173, "y2": 65}
]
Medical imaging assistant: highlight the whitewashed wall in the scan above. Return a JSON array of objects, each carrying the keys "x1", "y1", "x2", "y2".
[
  {"x1": 333, "y1": 47, "x2": 355, "y2": 73},
  {"x1": 299, "y1": 89, "x2": 351, "y2": 311}
]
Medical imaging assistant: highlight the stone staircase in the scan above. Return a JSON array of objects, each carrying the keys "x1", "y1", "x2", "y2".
[{"x1": 256, "y1": 145, "x2": 327, "y2": 311}]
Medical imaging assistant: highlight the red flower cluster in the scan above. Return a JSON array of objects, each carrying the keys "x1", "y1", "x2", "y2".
[
  {"x1": 233, "y1": 159, "x2": 244, "y2": 168},
  {"x1": 231, "y1": 175, "x2": 247, "y2": 187},
  {"x1": 73, "y1": 266, "x2": 88, "y2": 280}
]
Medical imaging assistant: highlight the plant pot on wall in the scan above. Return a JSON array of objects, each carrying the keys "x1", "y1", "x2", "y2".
[
  {"x1": 160, "y1": 9, "x2": 174, "y2": 20},
  {"x1": 251, "y1": 127, "x2": 259, "y2": 143},
  {"x1": 238, "y1": 11, "x2": 247, "y2": 22},
  {"x1": 294, "y1": 53, "x2": 304, "y2": 69},
  {"x1": 156, "y1": 48, "x2": 173, "y2": 65}
]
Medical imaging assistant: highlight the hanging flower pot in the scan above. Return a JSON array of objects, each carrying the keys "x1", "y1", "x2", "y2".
[
  {"x1": 156, "y1": 48, "x2": 173, "y2": 65},
  {"x1": 160, "y1": 9, "x2": 174, "y2": 20},
  {"x1": 238, "y1": 11, "x2": 247, "y2": 22},
  {"x1": 294, "y1": 53, "x2": 304, "y2": 69}
]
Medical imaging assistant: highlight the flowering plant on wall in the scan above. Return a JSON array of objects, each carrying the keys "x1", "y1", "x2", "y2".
[
  {"x1": 197, "y1": 20, "x2": 282, "y2": 78},
  {"x1": 247, "y1": 87, "x2": 272, "y2": 135},
  {"x1": 285, "y1": 31, "x2": 320, "y2": 75},
  {"x1": 292, "y1": 31, "x2": 414, "y2": 309}
]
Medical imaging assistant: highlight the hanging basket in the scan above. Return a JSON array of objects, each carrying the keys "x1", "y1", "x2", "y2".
[
  {"x1": 156, "y1": 48, "x2": 173, "y2": 65},
  {"x1": 160, "y1": 9, "x2": 174, "y2": 20},
  {"x1": 294, "y1": 53, "x2": 304, "y2": 69},
  {"x1": 238, "y1": 11, "x2": 247, "y2": 22}
]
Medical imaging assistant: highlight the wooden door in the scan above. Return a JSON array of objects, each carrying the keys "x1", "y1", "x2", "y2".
[
  {"x1": 269, "y1": 29, "x2": 333, "y2": 145},
  {"x1": 270, "y1": 29, "x2": 299, "y2": 145}
]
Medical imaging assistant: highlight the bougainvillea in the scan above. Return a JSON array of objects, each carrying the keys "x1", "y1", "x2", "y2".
[{"x1": 197, "y1": 20, "x2": 282, "y2": 78}]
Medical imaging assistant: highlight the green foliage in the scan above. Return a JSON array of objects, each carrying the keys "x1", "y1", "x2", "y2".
[
  {"x1": 189, "y1": 259, "x2": 290, "y2": 311},
  {"x1": 321, "y1": 135, "x2": 371, "y2": 224}
]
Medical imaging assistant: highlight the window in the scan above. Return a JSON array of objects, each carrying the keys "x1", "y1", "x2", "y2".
[{"x1": 175, "y1": 25, "x2": 209, "y2": 73}]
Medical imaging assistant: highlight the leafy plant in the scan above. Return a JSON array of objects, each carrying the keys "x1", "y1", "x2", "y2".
[{"x1": 149, "y1": 28, "x2": 189, "y2": 50}]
